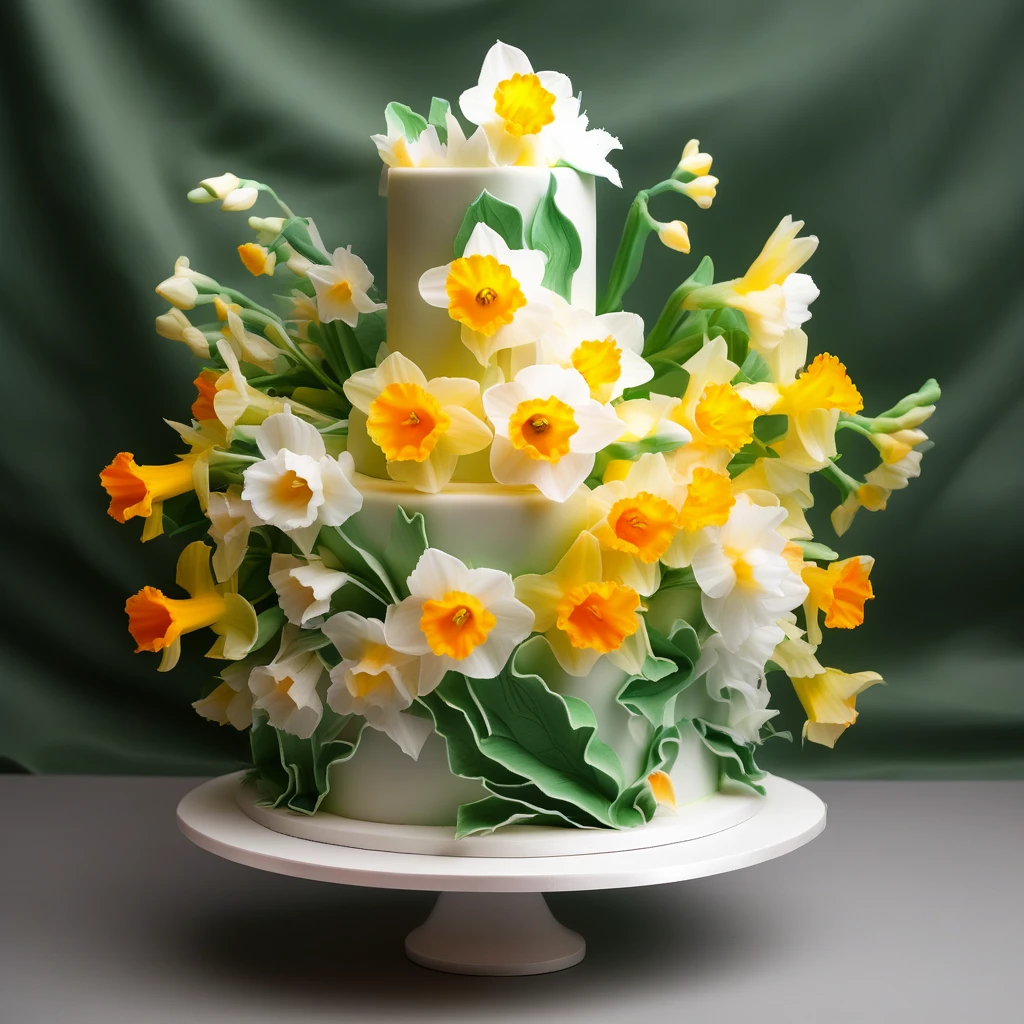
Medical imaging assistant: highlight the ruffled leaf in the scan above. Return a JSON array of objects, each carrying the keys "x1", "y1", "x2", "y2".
[
  {"x1": 384, "y1": 101, "x2": 428, "y2": 141},
  {"x1": 455, "y1": 794, "x2": 579, "y2": 840},
  {"x1": 380, "y1": 506, "x2": 429, "y2": 600},
  {"x1": 528, "y1": 174, "x2": 582, "y2": 301},
  {"x1": 692, "y1": 718, "x2": 767, "y2": 795},
  {"x1": 618, "y1": 620, "x2": 700, "y2": 726},
  {"x1": 454, "y1": 189, "x2": 525, "y2": 257}
]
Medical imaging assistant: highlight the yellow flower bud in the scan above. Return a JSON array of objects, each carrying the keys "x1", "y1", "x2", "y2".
[
  {"x1": 657, "y1": 219, "x2": 691, "y2": 253},
  {"x1": 679, "y1": 175, "x2": 719, "y2": 209},
  {"x1": 677, "y1": 139, "x2": 713, "y2": 177}
]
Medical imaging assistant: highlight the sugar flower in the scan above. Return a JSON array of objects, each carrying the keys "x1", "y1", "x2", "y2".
[
  {"x1": 323, "y1": 612, "x2": 434, "y2": 759},
  {"x1": 269, "y1": 553, "x2": 351, "y2": 627},
  {"x1": 155, "y1": 307, "x2": 210, "y2": 358},
  {"x1": 538, "y1": 300, "x2": 653, "y2": 404},
  {"x1": 483, "y1": 364, "x2": 624, "y2": 502},
  {"x1": 459, "y1": 41, "x2": 622, "y2": 184},
  {"x1": 155, "y1": 256, "x2": 216, "y2": 310},
  {"x1": 419, "y1": 221, "x2": 552, "y2": 366},
  {"x1": 372, "y1": 109, "x2": 490, "y2": 174},
  {"x1": 306, "y1": 246, "x2": 386, "y2": 328},
  {"x1": 343, "y1": 351, "x2": 492, "y2": 493},
  {"x1": 237, "y1": 242, "x2": 276, "y2": 277},
  {"x1": 100, "y1": 451, "x2": 198, "y2": 542},
  {"x1": 206, "y1": 486, "x2": 260, "y2": 582},
  {"x1": 192, "y1": 657, "x2": 259, "y2": 731},
  {"x1": 221, "y1": 309, "x2": 281, "y2": 374},
  {"x1": 801, "y1": 555, "x2": 874, "y2": 646},
  {"x1": 241, "y1": 406, "x2": 363, "y2": 553},
  {"x1": 125, "y1": 541, "x2": 258, "y2": 672},
  {"x1": 662, "y1": 466, "x2": 737, "y2": 569},
  {"x1": 514, "y1": 530, "x2": 648, "y2": 677},
  {"x1": 248, "y1": 627, "x2": 326, "y2": 739},
  {"x1": 384, "y1": 548, "x2": 535, "y2": 691},
  {"x1": 208, "y1": 339, "x2": 284, "y2": 431},
  {"x1": 790, "y1": 666, "x2": 883, "y2": 748}
]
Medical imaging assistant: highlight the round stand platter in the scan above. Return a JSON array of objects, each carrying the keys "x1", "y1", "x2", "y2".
[{"x1": 177, "y1": 772, "x2": 826, "y2": 976}]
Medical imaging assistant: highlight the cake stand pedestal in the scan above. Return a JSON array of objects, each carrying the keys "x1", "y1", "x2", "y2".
[{"x1": 177, "y1": 772, "x2": 825, "y2": 976}]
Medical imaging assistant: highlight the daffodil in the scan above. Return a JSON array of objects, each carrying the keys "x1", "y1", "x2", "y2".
[
  {"x1": 322, "y1": 611, "x2": 434, "y2": 758},
  {"x1": 155, "y1": 307, "x2": 210, "y2": 358},
  {"x1": 237, "y1": 242, "x2": 276, "y2": 277},
  {"x1": 208, "y1": 339, "x2": 285, "y2": 431},
  {"x1": 372, "y1": 109, "x2": 491, "y2": 174},
  {"x1": 587, "y1": 453, "x2": 686, "y2": 596},
  {"x1": 790, "y1": 666, "x2": 883, "y2": 748},
  {"x1": 731, "y1": 456, "x2": 814, "y2": 540},
  {"x1": 188, "y1": 172, "x2": 241, "y2": 203},
  {"x1": 689, "y1": 495, "x2": 808, "y2": 651},
  {"x1": 306, "y1": 246, "x2": 386, "y2": 328},
  {"x1": 125, "y1": 541, "x2": 258, "y2": 671},
  {"x1": 192, "y1": 657, "x2": 258, "y2": 730},
  {"x1": 241, "y1": 406, "x2": 363, "y2": 553},
  {"x1": 343, "y1": 351, "x2": 492, "y2": 492},
  {"x1": 601, "y1": 393, "x2": 692, "y2": 483},
  {"x1": 684, "y1": 216, "x2": 819, "y2": 359},
  {"x1": 419, "y1": 222, "x2": 552, "y2": 366},
  {"x1": 155, "y1": 256, "x2": 217, "y2": 310},
  {"x1": 221, "y1": 309, "x2": 281, "y2": 373},
  {"x1": 830, "y1": 448, "x2": 924, "y2": 536},
  {"x1": 514, "y1": 530, "x2": 648, "y2": 677},
  {"x1": 662, "y1": 466, "x2": 737, "y2": 568},
  {"x1": 269, "y1": 553, "x2": 351, "y2": 627},
  {"x1": 538, "y1": 300, "x2": 653, "y2": 404},
  {"x1": 206, "y1": 486, "x2": 259, "y2": 582},
  {"x1": 384, "y1": 548, "x2": 534, "y2": 691},
  {"x1": 100, "y1": 451, "x2": 199, "y2": 541},
  {"x1": 801, "y1": 555, "x2": 874, "y2": 646},
  {"x1": 248, "y1": 626, "x2": 326, "y2": 739},
  {"x1": 483, "y1": 364, "x2": 624, "y2": 502},
  {"x1": 221, "y1": 186, "x2": 259, "y2": 211},
  {"x1": 459, "y1": 40, "x2": 622, "y2": 184}
]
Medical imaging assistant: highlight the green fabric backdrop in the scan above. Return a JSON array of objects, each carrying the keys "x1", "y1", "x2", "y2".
[{"x1": 1, "y1": 0, "x2": 1021, "y2": 777}]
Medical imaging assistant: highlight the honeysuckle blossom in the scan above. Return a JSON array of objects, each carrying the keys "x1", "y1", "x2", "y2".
[
  {"x1": 587, "y1": 453, "x2": 686, "y2": 596},
  {"x1": 372, "y1": 109, "x2": 490, "y2": 175},
  {"x1": 514, "y1": 530, "x2": 649, "y2": 677},
  {"x1": 419, "y1": 222, "x2": 552, "y2": 366},
  {"x1": 237, "y1": 241, "x2": 276, "y2": 277},
  {"x1": 125, "y1": 541, "x2": 258, "y2": 672},
  {"x1": 801, "y1": 555, "x2": 874, "y2": 646},
  {"x1": 684, "y1": 216, "x2": 819, "y2": 359},
  {"x1": 155, "y1": 307, "x2": 210, "y2": 358},
  {"x1": 192, "y1": 656, "x2": 260, "y2": 730},
  {"x1": 483, "y1": 363, "x2": 624, "y2": 502},
  {"x1": 343, "y1": 351, "x2": 492, "y2": 492},
  {"x1": 538, "y1": 300, "x2": 653, "y2": 404},
  {"x1": 248, "y1": 627, "x2": 326, "y2": 739},
  {"x1": 100, "y1": 451, "x2": 199, "y2": 542},
  {"x1": 323, "y1": 612, "x2": 434, "y2": 758},
  {"x1": 155, "y1": 256, "x2": 217, "y2": 310},
  {"x1": 384, "y1": 548, "x2": 534, "y2": 691},
  {"x1": 241, "y1": 406, "x2": 363, "y2": 553},
  {"x1": 269, "y1": 553, "x2": 351, "y2": 627},
  {"x1": 206, "y1": 486, "x2": 260, "y2": 582},
  {"x1": 789, "y1": 666, "x2": 883, "y2": 748},
  {"x1": 689, "y1": 496, "x2": 808, "y2": 651},
  {"x1": 307, "y1": 246, "x2": 386, "y2": 328},
  {"x1": 459, "y1": 41, "x2": 622, "y2": 184}
]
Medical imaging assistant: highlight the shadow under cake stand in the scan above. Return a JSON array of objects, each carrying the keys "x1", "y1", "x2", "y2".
[{"x1": 177, "y1": 772, "x2": 825, "y2": 976}]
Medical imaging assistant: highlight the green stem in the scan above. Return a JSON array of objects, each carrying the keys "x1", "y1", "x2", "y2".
[
  {"x1": 258, "y1": 184, "x2": 295, "y2": 218},
  {"x1": 819, "y1": 460, "x2": 861, "y2": 500},
  {"x1": 643, "y1": 282, "x2": 691, "y2": 355},
  {"x1": 333, "y1": 321, "x2": 370, "y2": 373}
]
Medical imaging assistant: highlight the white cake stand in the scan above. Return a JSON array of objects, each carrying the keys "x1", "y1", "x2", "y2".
[{"x1": 177, "y1": 772, "x2": 825, "y2": 976}]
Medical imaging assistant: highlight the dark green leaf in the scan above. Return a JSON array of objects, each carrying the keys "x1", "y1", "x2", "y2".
[
  {"x1": 384, "y1": 101, "x2": 428, "y2": 141},
  {"x1": 251, "y1": 606, "x2": 285, "y2": 653},
  {"x1": 528, "y1": 174, "x2": 582, "y2": 300},
  {"x1": 707, "y1": 307, "x2": 751, "y2": 365},
  {"x1": 733, "y1": 349, "x2": 773, "y2": 385},
  {"x1": 454, "y1": 190, "x2": 525, "y2": 257},
  {"x1": 354, "y1": 309, "x2": 387, "y2": 366},
  {"x1": 428, "y1": 96, "x2": 450, "y2": 145},
  {"x1": 675, "y1": 255, "x2": 714, "y2": 302},
  {"x1": 380, "y1": 506, "x2": 429, "y2": 600},
  {"x1": 754, "y1": 414, "x2": 788, "y2": 445}
]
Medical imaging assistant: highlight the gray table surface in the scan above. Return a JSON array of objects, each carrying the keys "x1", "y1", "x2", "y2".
[{"x1": 1, "y1": 776, "x2": 1021, "y2": 1023}]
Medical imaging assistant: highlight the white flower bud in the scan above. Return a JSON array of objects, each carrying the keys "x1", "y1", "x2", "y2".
[
  {"x1": 154, "y1": 308, "x2": 211, "y2": 357},
  {"x1": 657, "y1": 219, "x2": 691, "y2": 253},
  {"x1": 155, "y1": 275, "x2": 198, "y2": 310},
  {"x1": 187, "y1": 187, "x2": 217, "y2": 204},
  {"x1": 198, "y1": 172, "x2": 240, "y2": 199},
  {"x1": 248, "y1": 215, "x2": 286, "y2": 244},
  {"x1": 221, "y1": 186, "x2": 259, "y2": 211}
]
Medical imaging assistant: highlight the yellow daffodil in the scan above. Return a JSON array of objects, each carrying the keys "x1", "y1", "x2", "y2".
[
  {"x1": 344, "y1": 351, "x2": 492, "y2": 493},
  {"x1": 677, "y1": 175, "x2": 719, "y2": 209},
  {"x1": 514, "y1": 530, "x2": 648, "y2": 677},
  {"x1": 801, "y1": 555, "x2": 874, "y2": 646},
  {"x1": 830, "y1": 448, "x2": 924, "y2": 536},
  {"x1": 661, "y1": 466, "x2": 738, "y2": 569},
  {"x1": 790, "y1": 666, "x2": 883, "y2": 748},
  {"x1": 125, "y1": 541, "x2": 258, "y2": 672},
  {"x1": 100, "y1": 451, "x2": 199, "y2": 542},
  {"x1": 155, "y1": 307, "x2": 210, "y2": 358}
]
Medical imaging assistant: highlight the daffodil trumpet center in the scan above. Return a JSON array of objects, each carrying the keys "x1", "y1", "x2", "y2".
[
  {"x1": 329, "y1": 279, "x2": 353, "y2": 304},
  {"x1": 676, "y1": 468, "x2": 735, "y2": 532},
  {"x1": 367, "y1": 382, "x2": 450, "y2": 462},
  {"x1": 693, "y1": 383, "x2": 757, "y2": 452},
  {"x1": 509, "y1": 396, "x2": 578, "y2": 462},
  {"x1": 419, "y1": 590, "x2": 496, "y2": 660},
  {"x1": 192, "y1": 369, "x2": 221, "y2": 422},
  {"x1": 445, "y1": 254, "x2": 526, "y2": 336},
  {"x1": 571, "y1": 338, "x2": 621, "y2": 402},
  {"x1": 607, "y1": 492, "x2": 680, "y2": 563},
  {"x1": 803, "y1": 558, "x2": 874, "y2": 630},
  {"x1": 100, "y1": 453, "x2": 196, "y2": 522},
  {"x1": 556, "y1": 581, "x2": 641, "y2": 653},
  {"x1": 493, "y1": 72, "x2": 556, "y2": 137},
  {"x1": 723, "y1": 547, "x2": 756, "y2": 588},
  {"x1": 125, "y1": 586, "x2": 226, "y2": 652},
  {"x1": 782, "y1": 353, "x2": 863, "y2": 416},
  {"x1": 273, "y1": 469, "x2": 315, "y2": 512}
]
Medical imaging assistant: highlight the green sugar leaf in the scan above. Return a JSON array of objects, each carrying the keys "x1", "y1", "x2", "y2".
[
  {"x1": 384, "y1": 101, "x2": 428, "y2": 141},
  {"x1": 380, "y1": 506, "x2": 429, "y2": 600},
  {"x1": 454, "y1": 189, "x2": 525, "y2": 257},
  {"x1": 618, "y1": 620, "x2": 701, "y2": 726},
  {"x1": 428, "y1": 96, "x2": 450, "y2": 145},
  {"x1": 708, "y1": 306, "x2": 751, "y2": 365},
  {"x1": 733, "y1": 348, "x2": 773, "y2": 385},
  {"x1": 693, "y1": 719, "x2": 767, "y2": 796},
  {"x1": 528, "y1": 174, "x2": 582, "y2": 300}
]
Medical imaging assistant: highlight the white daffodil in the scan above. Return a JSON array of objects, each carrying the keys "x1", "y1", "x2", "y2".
[
  {"x1": 384, "y1": 548, "x2": 534, "y2": 691},
  {"x1": 483, "y1": 364, "x2": 624, "y2": 502},
  {"x1": 419, "y1": 222, "x2": 552, "y2": 366},
  {"x1": 684, "y1": 216, "x2": 819, "y2": 359},
  {"x1": 459, "y1": 40, "x2": 622, "y2": 183},
  {"x1": 514, "y1": 530, "x2": 648, "y2": 677},
  {"x1": 222, "y1": 309, "x2": 281, "y2": 374},
  {"x1": 587, "y1": 453, "x2": 685, "y2": 596},
  {"x1": 205, "y1": 339, "x2": 285, "y2": 431},
  {"x1": 155, "y1": 307, "x2": 211, "y2": 358},
  {"x1": 207, "y1": 485, "x2": 260, "y2": 582},
  {"x1": 307, "y1": 246, "x2": 385, "y2": 328},
  {"x1": 241, "y1": 406, "x2": 363, "y2": 553},
  {"x1": 248, "y1": 627, "x2": 326, "y2": 739},
  {"x1": 538, "y1": 300, "x2": 653, "y2": 404},
  {"x1": 343, "y1": 351, "x2": 492, "y2": 492},
  {"x1": 689, "y1": 495, "x2": 808, "y2": 651},
  {"x1": 372, "y1": 110, "x2": 491, "y2": 174},
  {"x1": 269, "y1": 553, "x2": 350, "y2": 627},
  {"x1": 192, "y1": 657, "x2": 260, "y2": 731},
  {"x1": 155, "y1": 256, "x2": 217, "y2": 310},
  {"x1": 322, "y1": 612, "x2": 434, "y2": 759}
]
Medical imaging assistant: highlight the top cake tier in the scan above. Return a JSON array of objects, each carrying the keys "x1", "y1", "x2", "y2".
[{"x1": 385, "y1": 166, "x2": 596, "y2": 382}]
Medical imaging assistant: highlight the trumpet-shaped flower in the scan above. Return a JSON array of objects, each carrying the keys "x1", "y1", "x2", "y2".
[
  {"x1": 514, "y1": 530, "x2": 648, "y2": 677},
  {"x1": 459, "y1": 41, "x2": 622, "y2": 184},
  {"x1": 790, "y1": 666, "x2": 883, "y2": 748},
  {"x1": 206, "y1": 486, "x2": 259, "y2": 582},
  {"x1": 831, "y1": 447, "x2": 924, "y2": 536},
  {"x1": 100, "y1": 451, "x2": 198, "y2": 542},
  {"x1": 483, "y1": 364, "x2": 624, "y2": 502},
  {"x1": 684, "y1": 217, "x2": 819, "y2": 358},
  {"x1": 155, "y1": 256, "x2": 217, "y2": 310},
  {"x1": 689, "y1": 496, "x2": 808, "y2": 651},
  {"x1": 269, "y1": 553, "x2": 351, "y2": 627},
  {"x1": 802, "y1": 555, "x2": 874, "y2": 646},
  {"x1": 323, "y1": 612, "x2": 434, "y2": 758},
  {"x1": 661, "y1": 466, "x2": 737, "y2": 569},
  {"x1": 344, "y1": 351, "x2": 492, "y2": 493},
  {"x1": 241, "y1": 406, "x2": 363, "y2": 553},
  {"x1": 237, "y1": 242, "x2": 276, "y2": 277},
  {"x1": 538, "y1": 301, "x2": 653, "y2": 404},
  {"x1": 419, "y1": 222, "x2": 552, "y2": 366},
  {"x1": 248, "y1": 627, "x2": 326, "y2": 739},
  {"x1": 372, "y1": 109, "x2": 491, "y2": 174},
  {"x1": 192, "y1": 657, "x2": 259, "y2": 731},
  {"x1": 125, "y1": 541, "x2": 258, "y2": 672},
  {"x1": 155, "y1": 307, "x2": 210, "y2": 358},
  {"x1": 587, "y1": 453, "x2": 685, "y2": 596},
  {"x1": 307, "y1": 246, "x2": 386, "y2": 328},
  {"x1": 384, "y1": 548, "x2": 534, "y2": 691}
]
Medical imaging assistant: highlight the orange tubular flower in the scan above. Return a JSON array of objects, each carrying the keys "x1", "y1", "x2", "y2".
[
  {"x1": 100, "y1": 452, "x2": 196, "y2": 539},
  {"x1": 801, "y1": 555, "x2": 875, "y2": 645}
]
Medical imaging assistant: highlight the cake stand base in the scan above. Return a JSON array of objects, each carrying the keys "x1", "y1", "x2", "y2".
[{"x1": 177, "y1": 772, "x2": 825, "y2": 976}]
